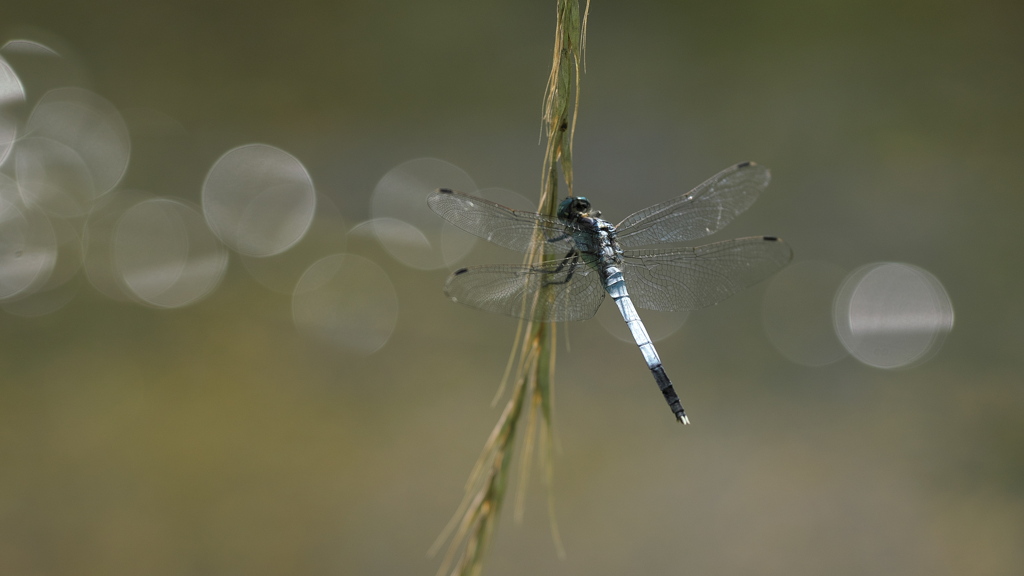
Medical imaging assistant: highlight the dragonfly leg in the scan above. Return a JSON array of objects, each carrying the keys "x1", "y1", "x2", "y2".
[
  {"x1": 547, "y1": 232, "x2": 572, "y2": 245},
  {"x1": 541, "y1": 249, "x2": 580, "y2": 287}
]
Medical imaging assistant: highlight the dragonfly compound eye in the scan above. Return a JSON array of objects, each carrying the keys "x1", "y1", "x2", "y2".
[{"x1": 557, "y1": 197, "x2": 576, "y2": 220}]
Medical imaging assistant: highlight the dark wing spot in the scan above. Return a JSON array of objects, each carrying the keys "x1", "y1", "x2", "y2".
[
  {"x1": 763, "y1": 236, "x2": 779, "y2": 241},
  {"x1": 438, "y1": 188, "x2": 454, "y2": 194},
  {"x1": 737, "y1": 161, "x2": 753, "y2": 168},
  {"x1": 453, "y1": 268, "x2": 469, "y2": 275}
]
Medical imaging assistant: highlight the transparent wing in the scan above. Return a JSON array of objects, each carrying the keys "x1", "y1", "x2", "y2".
[
  {"x1": 616, "y1": 162, "x2": 771, "y2": 248},
  {"x1": 444, "y1": 261, "x2": 605, "y2": 322},
  {"x1": 428, "y1": 188, "x2": 578, "y2": 254},
  {"x1": 621, "y1": 236, "x2": 792, "y2": 311}
]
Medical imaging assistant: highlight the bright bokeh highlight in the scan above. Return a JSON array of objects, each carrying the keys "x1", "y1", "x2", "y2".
[
  {"x1": 292, "y1": 253, "x2": 399, "y2": 355},
  {"x1": 833, "y1": 262, "x2": 954, "y2": 369},
  {"x1": 202, "y1": 143, "x2": 317, "y2": 257}
]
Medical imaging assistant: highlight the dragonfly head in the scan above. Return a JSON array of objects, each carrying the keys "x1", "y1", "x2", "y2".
[{"x1": 557, "y1": 196, "x2": 594, "y2": 220}]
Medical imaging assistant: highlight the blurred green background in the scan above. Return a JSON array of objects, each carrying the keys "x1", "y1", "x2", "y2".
[{"x1": 1, "y1": 1, "x2": 1022, "y2": 575}]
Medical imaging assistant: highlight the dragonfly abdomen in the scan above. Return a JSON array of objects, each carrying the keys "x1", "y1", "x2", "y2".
[{"x1": 604, "y1": 267, "x2": 689, "y2": 424}]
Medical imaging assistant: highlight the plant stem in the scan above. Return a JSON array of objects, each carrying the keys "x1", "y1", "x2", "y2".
[{"x1": 432, "y1": 3, "x2": 588, "y2": 575}]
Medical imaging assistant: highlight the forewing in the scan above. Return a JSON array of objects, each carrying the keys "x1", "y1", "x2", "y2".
[
  {"x1": 616, "y1": 162, "x2": 771, "y2": 248},
  {"x1": 443, "y1": 262, "x2": 605, "y2": 322},
  {"x1": 428, "y1": 189, "x2": 577, "y2": 254},
  {"x1": 621, "y1": 236, "x2": 792, "y2": 311}
]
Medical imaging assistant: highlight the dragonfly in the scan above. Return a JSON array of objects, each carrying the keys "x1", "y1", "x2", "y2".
[{"x1": 427, "y1": 161, "x2": 792, "y2": 424}]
